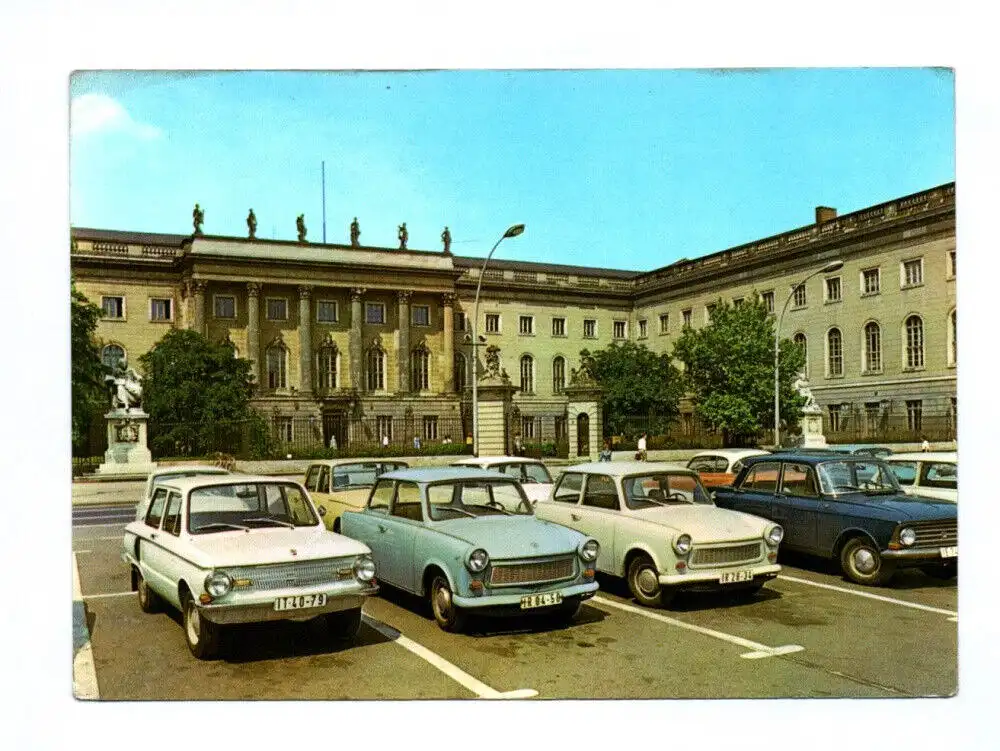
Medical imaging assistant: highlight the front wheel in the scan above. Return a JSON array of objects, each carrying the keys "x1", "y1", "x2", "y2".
[
  {"x1": 840, "y1": 537, "x2": 896, "y2": 586},
  {"x1": 325, "y1": 607, "x2": 363, "y2": 641},
  {"x1": 627, "y1": 555, "x2": 674, "y2": 608},
  {"x1": 183, "y1": 592, "x2": 222, "y2": 659},
  {"x1": 136, "y1": 569, "x2": 161, "y2": 613},
  {"x1": 429, "y1": 575, "x2": 467, "y2": 632}
]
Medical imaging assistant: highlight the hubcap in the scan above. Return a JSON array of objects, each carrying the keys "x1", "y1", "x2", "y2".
[
  {"x1": 138, "y1": 579, "x2": 147, "y2": 604},
  {"x1": 186, "y1": 602, "x2": 200, "y2": 645},
  {"x1": 434, "y1": 582, "x2": 451, "y2": 619},
  {"x1": 853, "y1": 547, "x2": 877, "y2": 574},
  {"x1": 636, "y1": 566, "x2": 659, "y2": 597}
]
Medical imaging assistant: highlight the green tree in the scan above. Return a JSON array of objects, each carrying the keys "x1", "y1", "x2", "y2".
[
  {"x1": 579, "y1": 341, "x2": 685, "y2": 436},
  {"x1": 672, "y1": 295, "x2": 805, "y2": 447},
  {"x1": 139, "y1": 329, "x2": 269, "y2": 457},
  {"x1": 71, "y1": 282, "x2": 106, "y2": 446}
]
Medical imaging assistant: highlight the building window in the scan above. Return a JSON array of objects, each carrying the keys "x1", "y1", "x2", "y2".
[
  {"x1": 794, "y1": 333, "x2": 808, "y2": 378},
  {"x1": 583, "y1": 319, "x2": 597, "y2": 338},
  {"x1": 947, "y1": 250, "x2": 957, "y2": 279},
  {"x1": 150, "y1": 298, "x2": 172, "y2": 321},
  {"x1": 638, "y1": 319, "x2": 647, "y2": 339},
  {"x1": 613, "y1": 320, "x2": 627, "y2": 339},
  {"x1": 366, "y1": 348, "x2": 385, "y2": 391},
  {"x1": 318, "y1": 345, "x2": 338, "y2": 389},
  {"x1": 423, "y1": 416, "x2": 438, "y2": 441},
  {"x1": 521, "y1": 416, "x2": 536, "y2": 440},
  {"x1": 905, "y1": 315, "x2": 924, "y2": 369},
  {"x1": 485, "y1": 313, "x2": 501, "y2": 334},
  {"x1": 519, "y1": 315, "x2": 534, "y2": 335},
  {"x1": 365, "y1": 302, "x2": 385, "y2": 325},
  {"x1": 455, "y1": 311, "x2": 467, "y2": 332},
  {"x1": 792, "y1": 284, "x2": 806, "y2": 308},
  {"x1": 828, "y1": 405, "x2": 842, "y2": 432},
  {"x1": 825, "y1": 277, "x2": 842, "y2": 303},
  {"x1": 552, "y1": 356, "x2": 566, "y2": 394},
  {"x1": 102, "y1": 344, "x2": 126, "y2": 370},
  {"x1": 552, "y1": 317, "x2": 566, "y2": 337},
  {"x1": 902, "y1": 258, "x2": 924, "y2": 288},
  {"x1": 412, "y1": 305, "x2": 430, "y2": 327},
  {"x1": 214, "y1": 295, "x2": 236, "y2": 319},
  {"x1": 682, "y1": 309, "x2": 692, "y2": 328},
  {"x1": 827, "y1": 329, "x2": 843, "y2": 377},
  {"x1": 266, "y1": 344, "x2": 287, "y2": 389},
  {"x1": 555, "y1": 416, "x2": 567, "y2": 442},
  {"x1": 706, "y1": 304, "x2": 718, "y2": 322},
  {"x1": 275, "y1": 417, "x2": 293, "y2": 443},
  {"x1": 266, "y1": 298, "x2": 288, "y2": 321},
  {"x1": 864, "y1": 322, "x2": 882, "y2": 373},
  {"x1": 862, "y1": 268, "x2": 880, "y2": 296},
  {"x1": 659, "y1": 313, "x2": 669, "y2": 334},
  {"x1": 520, "y1": 355, "x2": 534, "y2": 394},
  {"x1": 377, "y1": 416, "x2": 393, "y2": 443},
  {"x1": 411, "y1": 347, "x2": 430, "y2": 391},
  {"x1": 316, "y1": 300, "x2": 339, "y2": 323},
  {"x1": 102, "y1": 296, "x2": 125, "y2": 320},
  {"x1": 906, "y1": 400, "x2": 923, "y2": 432},
  {"x1": 761, "y1": 291, "x2": 774, "y2": 313},
  {"x1": 454, "y1": 354, "x2": 467, "y2": 390},
  {"x1": 948, "y1": 309, "x2": 957, "y2": 366}
]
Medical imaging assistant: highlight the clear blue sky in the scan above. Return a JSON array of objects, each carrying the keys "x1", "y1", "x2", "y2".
[{"x1": 70, "y1": 69, "x2": 954, "y2": 271}]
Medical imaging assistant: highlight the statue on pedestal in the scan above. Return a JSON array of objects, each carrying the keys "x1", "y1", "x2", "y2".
[
  {"x1": 793, "y1": 372, "x2": 820, "y2": 413},
  {"x1": 441, "y1": 226, "x2": 452, "y2": 254},
  {"x1": 398, "y1": 222, "x2": 408, "y2": 250},
  {"x1": 106, "y1": 359, "x2": 143, "y2": 412},
  {"x1": 350, "y1": 217, "x2": 361, "y2": 247},
  {"x1": 247, "y1": 209, "x2": 257, "y2": 239},
  {"x1": 297, "y1": 214, "x2": 308, "y2": 243},
  {"x1": 192, "y1": 203, "x2": 204, "y2": 235}
]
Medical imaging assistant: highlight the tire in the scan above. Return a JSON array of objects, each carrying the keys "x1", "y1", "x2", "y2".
[
  {"x1": 627, "y1": 554, "x2": 674, "y2": 608},
  {"x1": 429, "y1": 574, "x2": 467, "y2": 632},
  {"x1": 840, "y1": 537, "x2": 896, "y2": 586},
  {"x1": 182, "y1": 592, "x2": 221, "y2": 660},
  {"x1": 136, "y1": 569, "x2": 161, "y2": 614},
  {"x1": 325, "y1": 607, "x2": 363, "y2": 641}
]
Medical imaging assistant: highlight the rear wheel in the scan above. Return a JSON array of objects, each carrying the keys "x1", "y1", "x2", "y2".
[
  {"x1": 627, "y1": 554, "x2": 674, "y2": 608},
  {"x1": 840, "y1": 537, "x2": 896, "y2": 586},
  {"x1": 325, "y1": 607, "x2": 363, "y2": 641},
  {"x1": 182, "y1": 592, "x2": 221, "y2": 659},
  {"x1": 136, "y1": 569, "x2": 161, "y2": 613},
  {"x1": 429, "y1": 575, "x2": 468, "y2": 632}
]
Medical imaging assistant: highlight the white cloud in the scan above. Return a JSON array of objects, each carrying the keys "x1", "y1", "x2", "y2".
[{"x1": 70, "y1": 93, "x2": 163, "y2": 140}]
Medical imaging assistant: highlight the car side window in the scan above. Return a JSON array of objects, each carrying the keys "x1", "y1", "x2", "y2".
[
  {"x1": 391, "y1": 481, "x2": 423, "y2": 521},
  {"x1": 740, "y1": 462, "x2": 781, "y2": 492},
  {"x1": 687, "y1": 456, "x2": 717, "y2": 472},
  {"x1": 162, "y1": 491, "x2": 183, "y2": 535},
  {"x1": 318, "y1": 466, "x2": 330, "y2": 493},
  {"x1": 887, "y1": 461, "x2": 917, "y2": 486},
  {"x1": 922, "y1": 462, "x2": 957, "y2": 490},
  {"x1": 304, "y1": 466, "x2": 320, "y2": 491},
  {"x1": 553, "y1": 473, "x2": 584, "y2": 504},
  {"x1": 500, "y1": 464, "x2": 524, "y2": 480},
  {"x1": 524, "y1": 463, "x2": 552, "y2": 483},
  {"x1": 145, "y1": 488, "x2": 169, "y2": 528},
  {"x1": 582, "y1": 474, "x2": 619, "y2": 511},
  {"x1": 368, "y1": 480, "x2": 394, "y2": 512},
  {"x1": 780, "y1": 463, "x2": 819, "y2": 498}
]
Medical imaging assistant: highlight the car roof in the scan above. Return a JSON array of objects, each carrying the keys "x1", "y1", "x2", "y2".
[
  {"x1": 451, "y1": 455, "x2": 544, "y2": 465},
  {"x1": 150, "y1": 465, "x2": 231, "y2": 479},
  {"x1": 562, "y1": 461, "x2": 696, "y2": 477},
  {"x1": 744, "y1": 453, "x2": 882, "y2": 466},
  {"x1": 886, "y1": 452, "x2": 957, "y2": 462},
  {"x1": 156, "y1": 474, "x2": 299, "y2": 493},
  {"x1": 308, "y1": 458, "x2": 410, "y2": 468},
  {"x1": 689, "y1": 449, "x2": 769, "y2": 458},
  {"x1": 379, "y1": 466, "x2": 512, "y2": 482}
]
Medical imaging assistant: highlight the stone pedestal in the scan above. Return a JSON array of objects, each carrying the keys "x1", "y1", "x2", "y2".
[
  {"x1": 565, "y1": 380, "x2": 604, "y2": 461},
  {"x1": 96, "y1": 409, "x2": 157, "y2": 477},
  {"x1": 799, "y1": 405, "x2": 828, "y2": 449},
  {"x1": 475, "y1": 376, "x2": 519, "y2": 457}
]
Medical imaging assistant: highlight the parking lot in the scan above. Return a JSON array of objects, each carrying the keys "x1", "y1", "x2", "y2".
[{"x1": 73, "y1": 485, "x2": 957, "y2": 701}]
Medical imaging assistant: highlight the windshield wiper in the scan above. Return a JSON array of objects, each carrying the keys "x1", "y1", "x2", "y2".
[
  {"x1": 243, "y1": 517, "x2": 296, "y2": 529},
  {"x1": 437, "y1": 507, "x2": 476, "y2": 519},
  {"x1": 192, "y1": 522, "x2": 250, "y2": 532},
  {"x1": 482, "y1": 505, "x2": 513, "y2": 515}
]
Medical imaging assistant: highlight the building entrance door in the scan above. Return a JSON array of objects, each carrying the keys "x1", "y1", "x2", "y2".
[{"x1": 322, "y1": 411, "x2": 348, "y2": 450}]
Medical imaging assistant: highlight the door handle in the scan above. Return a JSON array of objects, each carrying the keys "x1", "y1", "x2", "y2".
[
  {"x1": 149, "y1": 532, "x2": 157, "y2": 540},
  {"x1": 378, "y1": 524, "x2": 387, "y2": 533},
  {"x1": 571, "y1": 514, "x2": 581, "y2": 522}
]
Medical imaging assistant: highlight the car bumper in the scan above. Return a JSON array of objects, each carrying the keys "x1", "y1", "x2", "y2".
[
  {"x1": 452, "y1": 580, "x2": 598, "y2": 611},
  {"x1": 198, "y1": 582, "x2": 379, "y2": 625},
  {"x1": 882, "y1": 547, "x2": 958, "y2": 565},
  {"x1": 658, "y1": 563, "x2": 781, "y2": 589}
]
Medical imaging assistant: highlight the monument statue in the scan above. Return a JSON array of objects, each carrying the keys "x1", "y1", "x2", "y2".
[
  {"x1": 441, "y1": 226, "x2": 452, "y2": 254},
  {"x1": 247, "y1": 208, "x2": 257, "y2": 239},
  {"x1": 793, "y1": 372, "x2": 820, "y2": 413},
  {"x1": 192, "y1": 203, "x2": 204, "y2": 235},
  {"x1": 398, "y1": 222, "x2": 408, "y2": 250},
  {"x1": 106, "y1": 359, "x2": 143, "y2": 412},
  {"x1": 350, "y1": 217, "x2": 361, "y2": 247},
  {"x1": 297, "y1": 214, "x2": 307, "y2": 242}
]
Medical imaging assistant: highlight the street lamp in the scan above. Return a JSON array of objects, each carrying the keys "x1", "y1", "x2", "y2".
[
  {"x1": 471, "y1": 223, "x2": 525, "y2": 456},
  {"x1": 773, "y1": 259, "x2": 843, "y2": 448}
]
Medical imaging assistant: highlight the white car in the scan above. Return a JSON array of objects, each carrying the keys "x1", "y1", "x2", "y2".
[
  {"x1": 885, "y1": 452, "x2": 958, "y2": 503},
  {"x1": 449, "y1": 456, "x2": 554, "y2": 504},
  {"x1": 136, "y1": 465, "x2": 233, "y2": 521},
  {"x1": 686, "y1": 449, "x2": 770, "y2": 487},
  {"x1": 122, "y1": 475, "x2": 377, "y2": 659},
  {"x1": 534, "y1": 461, "x2": 783, "y2": 607}
]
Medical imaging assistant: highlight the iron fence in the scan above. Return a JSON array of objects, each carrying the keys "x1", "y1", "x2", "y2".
[
  {"x1": 607, "y1": 414, "x2": 731, "y2": 450},
  {"x1": 824, "y1": 412, "x2": 956, "y2": 444}
]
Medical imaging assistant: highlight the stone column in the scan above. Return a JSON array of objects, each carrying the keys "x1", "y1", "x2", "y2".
[
  {"x1": 565, "y1": 379, "x2": 604, "y2": 461},
  {"x1": 349, "y1": 288, "x2": 366, "y2": 391},
  {"x1": 476, "y1": 378, "x2": 519, "y2": 457},
  {"x1": 298, "y1": 285, "x2": 314, "y2": 394},
  {"x1": 191, "y1": 280, "x2": 207, "y2": 336},
  {"x1": 397, "y1": 291, "x2": 411, "y2": 394},
  {"x1": 442, "y1": 293, "x2": 455, "y2": 393},
  {"x1": 246, "y1": 282, "x2": 261, "y2": 387}
]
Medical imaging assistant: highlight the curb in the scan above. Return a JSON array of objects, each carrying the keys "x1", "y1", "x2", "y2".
[{"x1": 72, "y1": 552, "x2": 100, "y2": 700}]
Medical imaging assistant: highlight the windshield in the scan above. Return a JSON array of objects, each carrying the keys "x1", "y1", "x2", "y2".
[
  {"x1": 523, "y1": 463, "x2": 553, "y2": 483},
  {"x1": 427, "y1": 480, "x2": 533, "y2": 521},
  {"x1": 623, "y1": 472, "x2": 713, "y2": 510},
  {"x1": 331, "y1": 462, "x2": 405, "y2": 489},
  {"x1": 816, "y1": 461, "x2": 902, "y2": 496},
  {"x1": 188, "y1": 482, "x2": 319, "y2": 533}
]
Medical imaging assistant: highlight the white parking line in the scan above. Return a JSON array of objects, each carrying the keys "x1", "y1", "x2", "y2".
[
  {"x1": 73, "y1": 515, "x2": 132, "y2": 523},
  {"x1": 361, "y1": 615, "x2": 538, "y2": 698},
  {"x1": 72, "y1": 522, "x2": 128, "y2": 528},
  {"x1": 83, "y1": 591, "x2": 133, "y2": 600},
  {"x1": 73, "y1": 536, "x2": 124, "y2": 543},
  {"x1": 592, "y1": 596, "x2": 805, "y2": 660},
  {"x1": 72, "y1": 553, "x2": 100, "y2": 700},
  {"x1": 776, "y1": 575, "x2": 957, "y2": 619}
]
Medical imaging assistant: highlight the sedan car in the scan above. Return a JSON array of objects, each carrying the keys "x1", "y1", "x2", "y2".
[
  {"x1": 136, "y1": 465, "x2": 233, "y2": 520},
  {"x1": 712, "y1": 454, "x2": 957, "y2": 585},
  {"x1": 340, "y1": 467, "x2": 599, "y2": 632},
  {"x1": 304, "y1": 459, "x2": 409, "y2": 532},
  {"x1": 122, "y1": 475, "x2": 378, "y2": 659},
  {"x1": 449, "y1": 455, "x2": 554, "y2": 504},
  {"x1": 885, "y1": 452, "x2": 958, "y2": 503},
  {"x1": 686, "y1": 449, "x2": 769, "y2": 487},
  {"x1": 534, "y1": 462, "x2": 783, "y2": 608}
]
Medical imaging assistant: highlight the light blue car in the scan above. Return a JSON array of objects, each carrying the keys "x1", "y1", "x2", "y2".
[{"x1": 341, "y1": 467, "x2": 600, "y2": 632}]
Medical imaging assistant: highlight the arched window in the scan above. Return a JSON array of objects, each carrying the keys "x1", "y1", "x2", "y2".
[
  {"x1": 793, "y1": 333, "x2": 808, "y2": 377},
  {"x1": 454, "y1": 353, "x2": 467, "y2": 390},
  {"x1": 411, "y1": 345, "x2": 430, "y2": 391},
  {"x1": 552, "y1": 356, "x2": 566, "y2": 395},
  {"x1": 366, "y1": 346, "x2": 385, "y2": 391},
  {"x1": 948, "y1": 309, "x2": 957, "y2": 366},
  {"x1": 905, "y1": 315, "x2": 924, "y2": 369},
  {"x1": 520, "y1": 355, "x2": 534, "y2": 394},
  {"x1": 317, "y1": 343, "x2": 338, "y2": 390},
  {"x1": 864, "y1": 322, "x2": 882, "y2": 373},
  {"x1": 101, "y1": 344, "x2": 126, "y2": 370},
  {"x1": 827, "y1": 328, "x2": 843, "y2": 377},
  {"x1": 266, "y1": 342, "x2": 287, "y2": 389}
]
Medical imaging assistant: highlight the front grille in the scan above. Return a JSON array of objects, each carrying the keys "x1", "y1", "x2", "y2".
[
  {"x1": 489, "y1": 557, "x2": 575, "y2": 586},
  {"x1": 227, "y1": 558, "x2": 352, "y2": 591},
  {"x1": 911, "y1": 520, "x2": 958, "y2": 548},
  {"x1": 689, "y1": 542, "x2": 762, "y2": 567}
]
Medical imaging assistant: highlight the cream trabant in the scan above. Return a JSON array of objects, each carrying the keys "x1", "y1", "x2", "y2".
[
  {"x1": 304, "y1": 459, "x2": 409, "y2": 532},
  {"x1": 449, "y1": 456, "x2": 554, "y2": 504},
  {"x1": 534, "y1": 462, "x2": 783, "y2": 607},
  {"x1": 122, "y1": 475, "x2": 377, "y2": 659}
]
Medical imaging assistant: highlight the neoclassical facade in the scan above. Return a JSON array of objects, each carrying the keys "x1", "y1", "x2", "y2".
[{"x1": 71, "y1": 181, "x2": 956, "y2": 445}]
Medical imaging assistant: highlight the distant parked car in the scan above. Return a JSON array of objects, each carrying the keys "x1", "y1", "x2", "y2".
[
  {"x1": 831, "y1": 445, "x2": 893, "y2": 458},
  {"x1": 340, "y1": 467, "x2": 599, "y2": 632},
  {"x1": 686, "y1": 449, "x2": 770, "y2": 487},
  {"x1": 713, "y1": 454, "x2": 957, "y2": 586},
  {"x1": 122, "y1": 475, "x2": 378, "y2": 658},
  {"x1": 885, "y1": 452, "x2": 958, "y2": 503},
  {"x1": 449, "y1": 456, "x2": 554, "y2": 504},
  {"x1": 304, "y1": 460, "x2": 409, "y2": 532},
  {"x1": 137, "y1": 465, "x2": 233, "y2": 521},
  {"x1": 534, "y1": 461, "x2": 783, "y2": 607}
]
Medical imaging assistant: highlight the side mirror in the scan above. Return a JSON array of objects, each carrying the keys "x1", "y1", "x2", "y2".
[{"x1": 318, "y1": 506, "x2": 327, "y2": 517}]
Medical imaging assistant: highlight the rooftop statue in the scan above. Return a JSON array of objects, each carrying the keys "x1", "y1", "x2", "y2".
[
  {"x1": 441, "y1": 226, "x2": 452, "y2": 254},
  {"x1": 106, "y1": 358, "x2": 143, "y2": 412},
  {"x1": 350, "y1": 217, "x2": 361, "y2": 247},
  {"x1": 398, "y1": 222, "x2": 408, "y2": 250},
  {"x1": 247, "y1": 209, "x2": 257, "y2": 239},
  {"x1": 192, "y1": 203, "x2": 204, "y2": 235},
  {"x1": 297, "y1": 214, "x2": 307, "y2": 243}
]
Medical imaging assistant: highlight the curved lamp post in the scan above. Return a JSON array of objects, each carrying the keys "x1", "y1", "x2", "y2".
[
  {"x1": 471, "y1": 224, "x2": 525, "y2": 456},
  {"x1": 773, "y1": 259, "x2": 843, "y2": 448}
]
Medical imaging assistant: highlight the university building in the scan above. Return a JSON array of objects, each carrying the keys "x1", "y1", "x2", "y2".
[{"x1": 71, "y1": 181, "x2": 957, "y2": 450}]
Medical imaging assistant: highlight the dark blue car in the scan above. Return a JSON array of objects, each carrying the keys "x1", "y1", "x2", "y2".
[{"x1": 712, "y1": 453, "x2": 957, "y2": 586}]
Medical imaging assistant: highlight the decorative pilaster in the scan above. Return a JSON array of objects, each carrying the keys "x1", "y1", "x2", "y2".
[
  {"x1": 298, "y1": 285, "x2": 314, "y2": 394},
  {"x1": 246, "y1": 282, "x2": 261, "y2": 386},
  {"x1": 397, "y1": 291, "x2": 412, "y2": 393},
  {"x1": 191, "y1": 280, "x2": 207, "y2": 336},
  {"x1": 442, "y1": 292, "x2": 455, "y2": 393},
  {"x1": 349, "y1": 288, "x2": 366, "y2": 391}
]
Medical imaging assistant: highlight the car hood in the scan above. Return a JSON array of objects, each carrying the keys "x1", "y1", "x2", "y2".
[
  {"x1": 433, "y1": 515, "x2": 585, "y2": 558},
  {"x1": 631, "y1": 504, "x2": 770, "y2": 542},
  {"x1": 187, "y1": 526, "x2": 370, "y2": 566},
  {"x1": 836, "y1": 494, "x2": 958, "y2": 521}
]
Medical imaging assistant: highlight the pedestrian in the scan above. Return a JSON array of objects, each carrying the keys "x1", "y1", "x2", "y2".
[
  {"x1": 921, "y1": 436, "x2": 931, "y2": 452},
  {"x1": 382, "y1": 434, "x2": 389, "y2": 449},
  {"x1": 637, "y1": 432, "x2": 648, "y2": 461},
  {"x1": 514, "y1": 434, "x2": 524, "y2": 456},
  {"x1": 413, "y1": 435, "x2": 422, "y2": 451},
  {"x1": 442, "y1": 434, "x2": 453, "y2": 445},
  {"x1": 599, "y1": 439, "x2": 613, "y2": 462},
  {"x1": 328, "y1": 434, "x2": 338, "y2": 451},
  {"x1": 466, "y1": 433, "x2": 473, "y2": 447}
]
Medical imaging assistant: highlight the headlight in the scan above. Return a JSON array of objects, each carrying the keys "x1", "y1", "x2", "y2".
[
  {"x1": 673, "y1": 534, "x2": 692, "y2": 555},
  {"x1": 899, "y1": 527, "x2": 916, "y2": 547},
  {"x1": 204, "y1": 570, "x2": 232, "y2": 598},
  {"x1": 466, "y1": 548, "x2": 490, "y2": 573},
  {"x1": 765, "y1": 525, "x2": 784, "y2": 546},
  {"x1": 353, "y1": 555, "x2": 376, "y2": 582},
  {"x1": 579, "y1": 539, "x2": 600, "y2": 562}
]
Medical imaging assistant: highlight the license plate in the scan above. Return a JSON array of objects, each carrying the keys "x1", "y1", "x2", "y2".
[
  {"x1": 273, "y1": 593, "x2": 328, "y2": 611},
  {"x1": 719, "y1": 569, "x2": 754, "y2": 584},
  {"x1": 939, "y1": 546, "x2": 958, "y2": 558},
  {"x1": 520, "y1": 592, "x2": 563, "y2": 609}
]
